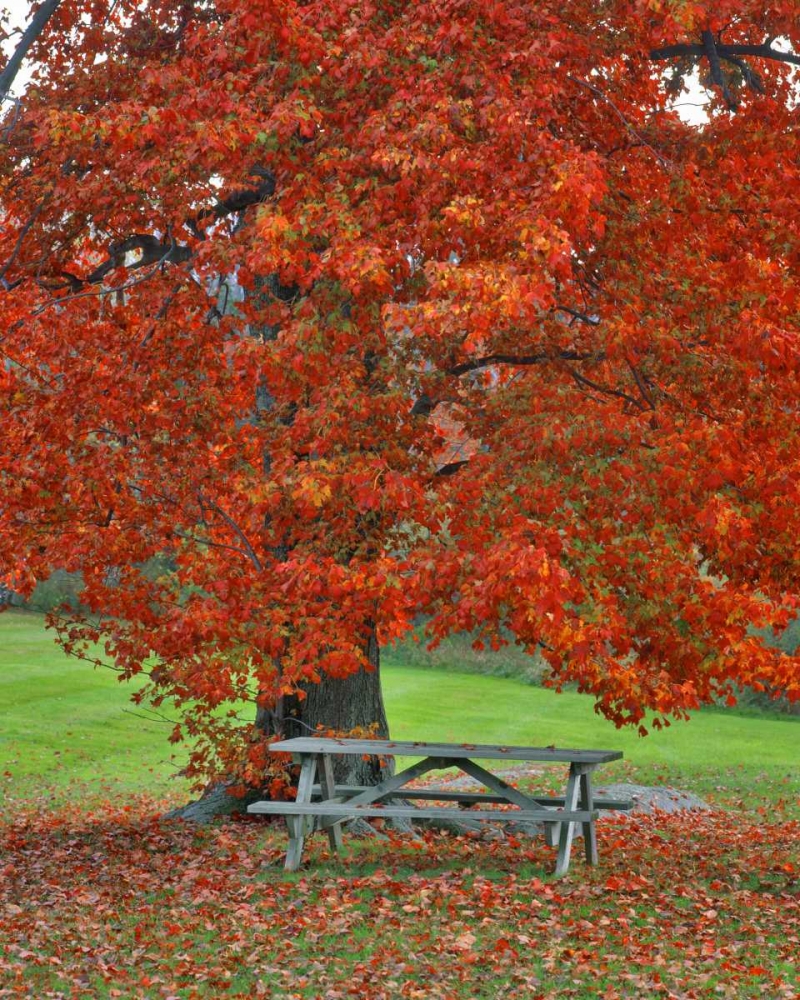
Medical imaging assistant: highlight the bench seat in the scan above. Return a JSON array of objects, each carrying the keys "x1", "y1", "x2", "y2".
[
  {"x1": 309, "y1": 784, "x2": 632, "y2": 811},
  {"x1": 247, "y1": 800, "x2": 598, "y2": 824}
]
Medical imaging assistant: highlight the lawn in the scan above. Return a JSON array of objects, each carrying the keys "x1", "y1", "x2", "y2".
[
  {"x1": 1, "y1": 610, "x2": 798, "y2": 1000},
  {"x1": 1, "y1": 609, "x2": 797, "y2": 810}
]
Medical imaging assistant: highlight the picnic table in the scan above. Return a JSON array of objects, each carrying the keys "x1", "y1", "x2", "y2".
[{"x1": 249, "y1": 738, "x2": 630, "y2": 876}]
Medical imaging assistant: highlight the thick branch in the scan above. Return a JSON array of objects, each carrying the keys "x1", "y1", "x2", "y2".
[
  {"x1": 0, "y1": 0, "x2": 61, "y2": 99},
  {"x1": 650, "y1": 41, "x2": 800, "y2": 69},
  {"x1": 649, "y1": 43, "x2": 705, "y2": 60},
  {"x1": 702, "y1": 30, "x2": 735, "y2": 109},
  {"x1": 59, "y1": 171, "x2": 276, "y2": 290},
  {"x1": 83, "y1": 234, "x2": 192, "y2": 284},
  {"x1": 192, "y1": 170, "x2": 276, "y2": 234},
  {"x1": 448, "y1": 349, "x2": 599, "y2": 377},
  {"x1": 434, "y1": 460, "x2": 470, "y2": 477},
  {"x1": 555, "y1": 305, "x2": 600, "y2": 326},
  {"x1": 718, "y1": 43, "x2": 800, "y2": 67}
]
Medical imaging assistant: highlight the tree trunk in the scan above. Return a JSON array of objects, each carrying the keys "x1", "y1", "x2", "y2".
[
  {"x1": 165, "y1": 627, "x2": 390, "y2": 822},
  {"x1": 275, "y1": 626, "x2": 391, "y2": 785},
  {"x1": 168, "y1": 277, "x2": 392, "y2": 821}
]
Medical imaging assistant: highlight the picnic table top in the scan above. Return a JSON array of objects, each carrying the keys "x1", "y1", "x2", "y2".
[{"x1": 269, "y1": 737, "x2": 623, "y2": 765}]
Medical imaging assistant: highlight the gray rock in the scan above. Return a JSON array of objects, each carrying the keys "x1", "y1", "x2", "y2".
[{"x1": 596, "y1": 783, "x2": 711, "y2": 814}]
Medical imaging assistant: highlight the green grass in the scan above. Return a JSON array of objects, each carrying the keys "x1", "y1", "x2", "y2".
[
  {"x1": 1, "y1": 609, "x2": 798, "y2": 811},
  {"x1": 2, "y1": 611, "x2": 798, "y2": 1000},
  {"x1": 0, "y1": 609, "x2": 189, "y2": 801}
]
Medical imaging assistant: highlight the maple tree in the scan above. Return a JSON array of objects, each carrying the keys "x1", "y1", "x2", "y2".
[{"x1": 1, "y1": 1, "x2": 799, "y2": 798}]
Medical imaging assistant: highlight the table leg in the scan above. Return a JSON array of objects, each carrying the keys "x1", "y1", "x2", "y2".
[
  {"x1": 317, "y1": 753, "x2": 343, "y2": 854},
  {"x1": 555, "y1": 764, "x2": 581, "y2": 877},
  {"x1": 285, "y1": 754, "x2": 317, "y2": 871},
  {"x1": 579, "y1": 767, "x2": 599, "y2": 866}
]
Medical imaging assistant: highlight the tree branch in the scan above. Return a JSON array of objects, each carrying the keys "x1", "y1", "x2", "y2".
[
  {"x1": 0, "y1": 201, "x2": 45, "y2": 288},
  {"x1": 83, "y1": 234, "x2": 192, "y2": 285},
  {"x1": 448, "y1": 349, "x2": 600, "y2": 377},
  {"x1": 718, "y1": 43, "x2": 800, "y2": 68},
  {"x1": 555, "y1": 305, "x2": 600, "y2": 326},
  {"x1": 33, "y1": 252, "x2": 176, "y2": 314},
  {"x1": 171, "y1": 529, "x2": 253, "y2": 561},
  {"x1": 565, "y1": 366, "x2": 645, "y2": 410},
  {"x1": 702, "y1": 30, "x2": 736, "y2": 110},
  {"x1": 650, "y1": 41, "x2": 800, "y2": 69},
  {"x1": 197, "y1": 494, "x2": 263, "y2": 572},
  {"x1": 434, "y1": 459, "x2": 470, "y2": 477},
  {"x1": 57, "y1": 170, "x2": 276, "y2": 289},
  {"x1": 0, "y1": 0, "x2": 61, "y2": 99},
  {"x1": 625, "y1": 356, "x2": 657, "y2": 410},
  {"x1": 568, "y1": 76, "x2": 673, "y2": 170}
]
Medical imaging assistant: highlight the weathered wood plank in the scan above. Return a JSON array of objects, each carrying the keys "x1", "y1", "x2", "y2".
[
  {"x1": 555, "y1": 764, "x2": 583, "y2": 877},
  {"x1": 317, "y1": 754, "x2": 342, "y2": 852},
  {"x1": 580, "y1": 770, "x2": 599, "y2": 866},
  {"x1": 330, "y1": 756, "x2": 451, "y2": 811},
  {"x1": 456, "y1": 758, "x2": 547, "y2": 813},
  {"x1": 283, "y1": 754, "x2": 317, "y2": 871},
  {"x1": 309, "y1": 785, "x2": 632, "y2": 810},
  {"x1": 269, "y1": 737, "x2": 622, "y2": 764},
  {"x1": 247, "y1": 801, "x2": 598, "y2": 823}
]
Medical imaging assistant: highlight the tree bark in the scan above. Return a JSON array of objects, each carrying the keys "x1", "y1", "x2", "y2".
[
  {"x1": 166, "y1": 627, "x2": 391, "y2": 822},
  {"x1": 276, "y1": 626, "x2": 391, "y2": 785}
]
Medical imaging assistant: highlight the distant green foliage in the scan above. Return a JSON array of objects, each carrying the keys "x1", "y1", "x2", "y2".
[
  {"x1": 730, "y1": 615, "x2": 800, "y2": 716},
  {"x1": 24, "y1": 569, "x2": 85, "y2": 613},
  {"x1": 17, "y1": 555, "x2": 178, "y2": 615},
  {"x1": 383, "y1": 628, "x2": 549, "y2": 685},
  {"x1": 767, "y1": 615, "x2": 800, "y2": 654},
  {"x1": 386, "y1": 621, "x2": 800, "y2": 716}
]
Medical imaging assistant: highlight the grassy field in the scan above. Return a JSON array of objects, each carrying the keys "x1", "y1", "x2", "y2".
[
  {"x1": 1, "y1": 610, "x2": 798, "y2": 999},
  {"x1": 1, "y1": 608, "x2": 798, "y2": 810}
]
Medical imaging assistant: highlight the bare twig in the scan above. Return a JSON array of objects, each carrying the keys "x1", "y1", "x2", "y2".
[
  {"x1": 171, "y1": 528, "x2": 253, "y2": 561},
  {"x1": 0, "y1": 201, "x2": 46, "y2": 287},
  {"x1": 196, "y1": 493, "x2": 264, "y2": 571},
  {"x1": 625, "y1": 355, "x2": 657, "y2": 410},
  {"x1": 568, "y1": 76, "x2": 673, "y2": 170},
  {"x1": 565, "y1": 365, "x2": 645, "y2": 410}
]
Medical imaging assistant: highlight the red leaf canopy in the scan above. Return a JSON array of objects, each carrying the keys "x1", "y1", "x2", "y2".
[{"x1": 0, "y1": 0, "x2": 798, "y2": 774}]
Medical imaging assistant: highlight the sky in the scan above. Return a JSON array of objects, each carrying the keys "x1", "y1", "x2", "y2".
[
  {"x1": 2, "y1": 0, "x2": 35, "y2": 35},
  {"x1": 2, "y1": 0, "x2": 37, "y2": 92}
]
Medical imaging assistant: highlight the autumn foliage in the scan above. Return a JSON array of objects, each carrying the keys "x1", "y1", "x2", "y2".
[
  {"x1": 1, "y1": 1, "x2": 799, "y2": 782},
  {"x1": 1, "y1": 789, "x2": 798, "y2": 998}
]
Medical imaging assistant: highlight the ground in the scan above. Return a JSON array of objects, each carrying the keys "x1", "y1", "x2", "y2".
[
  {"x1": 1, "y1": 791, "x2": 798, "y2": 999},
  {"x1": 0, "y1": 611, "x2": 798, "y2": 998}
]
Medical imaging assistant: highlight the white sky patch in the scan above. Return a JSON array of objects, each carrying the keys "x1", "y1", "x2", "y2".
[{"x1": 2, "y1": 0, "x2": 40, "y2": 93}]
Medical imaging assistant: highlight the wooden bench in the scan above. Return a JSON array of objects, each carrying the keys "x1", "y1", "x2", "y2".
[{"x1": 248, "y1": 738, "x2": 631, "y2": 877}]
